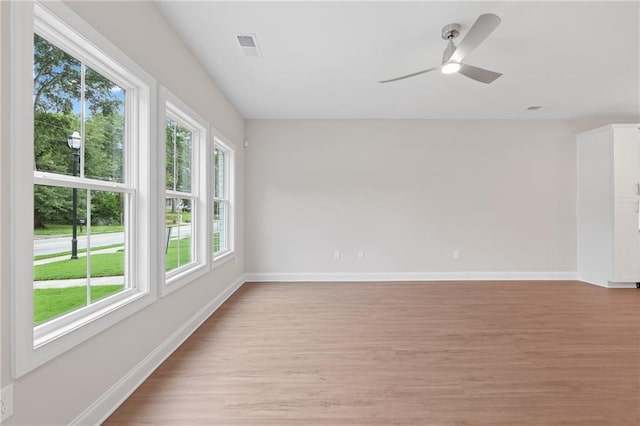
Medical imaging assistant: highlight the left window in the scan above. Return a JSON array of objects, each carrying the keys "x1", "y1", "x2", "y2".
[
  {"x1": 11, "y1": 2, "x2": 156, "y2": 377},
  {"x1": 33, "y1": 34, "x2": 129, "y2": 325}
]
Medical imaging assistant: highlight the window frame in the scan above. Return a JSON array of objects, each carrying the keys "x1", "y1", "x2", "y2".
[
  {"x1": 159, "y1": 87, "x2": 211, "y2": 296},
  {"x1": 212, "y1": 133, "x2": 235, "y2": 268},
  {"x1": 10, "y1": 1, "x2": 158, "y2": 378}
]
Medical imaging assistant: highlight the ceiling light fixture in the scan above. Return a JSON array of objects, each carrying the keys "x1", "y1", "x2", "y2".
[{"x1": 441, "y1": 62, "x2": 461, "y2": 74}]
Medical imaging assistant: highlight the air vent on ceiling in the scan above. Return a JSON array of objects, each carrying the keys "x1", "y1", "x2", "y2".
[
  {"x1": 237, "y1": 35, "x2": 256, "y2": 48},
  {"x1": 235, "y1": 34, "x2": 261, "y2": 58}
]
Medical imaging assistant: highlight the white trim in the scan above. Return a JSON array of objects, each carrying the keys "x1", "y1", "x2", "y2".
[
  {"x1": 605, "y1": 282, "x2": 638, "y2": 289},
  {"x1": 70, "y1": 275, "x2": 246, "y2": 426},
  {"x1": 244, "y1": 272, "x2": 579, "y2": 282},
  {"x1": 164, "y1": 264, "x2": 209, "y2": 297},
  {"x1": 9, "y1": 0, "x2": 35, "y2": 380},
  {"x1": 212, "y1": 251, "x2": 236, "y2": 270},
  {"x1": 33, "y1": 173, "x2": 134, "y2": 192},
  {"x1": 577, "y1": 278, "x2": 639, "y2": 289}
]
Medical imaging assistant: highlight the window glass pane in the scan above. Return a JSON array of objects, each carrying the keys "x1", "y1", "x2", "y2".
[
  {"x1": 165, "y1": 119, "x2": 192, "y2": 192},
  {"x1": 214, "y1": 201, "x2": 226, "y2": 254},
  {"x1": 33, "y1": 34, "x2": 81, "y2": 176},
  {"x1": 165, "y1": 197, "x2": 193, "y2": 271},
  {"x1": 88, "y1": 190, "x2": 127, "y2": 302},
  {"x1": 214, "y1": 148, "x2": 224, "y2": 199},
  {"x1": 84, "y1": 66, "x2": 126, "y2": 183},
  {"x1": 33, "y1": 185, "x2": 88, "y2": 325},
  {"x1": 33, "y1": 186, "x2": 127, "y2": 325}
]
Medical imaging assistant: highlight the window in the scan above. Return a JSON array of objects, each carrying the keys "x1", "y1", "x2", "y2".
[
  {"x1": 161, "y1": 89, "x2": 209, "y2": 293},
  {"x1": 213, "y1": 136, "x2": 234, "y2": 264},
  {"x1": 11, "y1": 1, "x2": 156, "y2": 377},
  {"x1": 33, "y1": 34, "x2": 130, "y2": 327}
]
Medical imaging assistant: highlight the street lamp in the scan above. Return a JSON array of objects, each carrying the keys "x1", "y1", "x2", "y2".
[{"x1": 68, "y1": 131, "x2": 82, "y2": 260}]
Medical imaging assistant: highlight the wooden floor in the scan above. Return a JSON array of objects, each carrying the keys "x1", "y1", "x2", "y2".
[{"x1": 105, "y1": 281, "x2": 640, "y2": 425}]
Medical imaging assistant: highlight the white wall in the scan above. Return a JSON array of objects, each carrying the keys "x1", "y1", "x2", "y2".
[
  {"x1": 245, "y1": 120, "x2": 577, "y2": 278},
  {"x1": 0, "y1": 1, "x2": 245, "y2": 424},
  {"x1": 1, "y1": 0, "x2": 11, "y2": 392}
]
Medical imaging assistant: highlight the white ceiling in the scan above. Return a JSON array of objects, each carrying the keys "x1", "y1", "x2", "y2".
[{"x1": 157, "y1": 1, "x2": 640, "y2": 120}]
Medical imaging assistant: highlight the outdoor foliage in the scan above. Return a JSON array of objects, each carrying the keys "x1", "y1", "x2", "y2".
[
  {"x1": 165, "y1": 119, "x2": 192, "y2": 192},
  {"x1": 33, "y1": 34, "x2": 125, "y2": 228}
]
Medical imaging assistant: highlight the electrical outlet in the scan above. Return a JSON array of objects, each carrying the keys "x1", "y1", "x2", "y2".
[
  {"x1": 333, "y1": 250, "x2": 341, "y2": 260},
  {"x1": 357, "y1": 251, "x2": 365, "y2": 261},
  {"x1": 1, "y1": 384, "x2": 14, "y2": 423},
  {"x1": 452, "y1": 250, "x2": 460, "y2": 260}
]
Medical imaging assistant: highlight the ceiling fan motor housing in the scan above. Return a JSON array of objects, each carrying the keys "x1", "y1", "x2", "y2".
[
  {"x1": 441, "y1": 23, "x2": 461, "y2": 40},
  {"x1": 441, "y1": 23, "x2": 461, "y2": 63}
]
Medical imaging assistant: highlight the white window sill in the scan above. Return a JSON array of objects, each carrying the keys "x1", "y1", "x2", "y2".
[
  {"x1": 20, "y1": 288, "x2": 155, "y2": 378},
  {"x1": 162, "y1": 262, "x2": 209, "y2": 297},
  {"x1": 34, "y1": 288, "x2": 145, "y2": 348},
  {"x1": 213, "y1": 251, "x2": 235, "y2": 270}
]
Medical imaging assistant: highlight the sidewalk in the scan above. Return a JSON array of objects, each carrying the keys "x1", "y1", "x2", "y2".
[
  {"x1": 34, "y1": 275, "x2": 124, "y2": 289},
  {"x1": 34, "y1": 246, "x2": 122, "y2": 266}
]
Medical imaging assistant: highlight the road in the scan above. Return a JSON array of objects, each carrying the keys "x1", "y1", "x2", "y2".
[{"x1": 34, "y1": 225, "x2": 192, "y2": 256}]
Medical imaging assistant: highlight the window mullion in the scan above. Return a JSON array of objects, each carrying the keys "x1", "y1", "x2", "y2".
[
  {"x1": 80, "y1": 62, "x2": 86, "y2": 179},
  {"x1": 34, "y1": 173, "x2": 134, "y2": 192},
  {"x1": 166, "y1": 190, "x2": 194, "y2": 198}
]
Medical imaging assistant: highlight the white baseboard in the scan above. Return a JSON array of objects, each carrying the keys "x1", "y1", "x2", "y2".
[
  {"x1": 71, "y1": 275, "x2": 246, "y2": 426},
  {"x1": 576, "y1": 277, "x2": 639, "y2": 288},
  {"x1": 606, "y1": 282, "x2": 638, "y2": 289},
  {"x1": 244, "y1": 271, "x2": 578, "y2": 282}
]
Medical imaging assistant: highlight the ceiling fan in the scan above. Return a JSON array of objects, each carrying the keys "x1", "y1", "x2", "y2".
[{"x1": 379, "y1": 13, "x2": 502, "y2": 85}]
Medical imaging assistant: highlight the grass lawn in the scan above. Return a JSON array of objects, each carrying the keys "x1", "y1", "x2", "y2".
[
  {"x1": 35, "y1": 233, "x2": 221, "y2": 324},
  {"x1": 166, "y1": 237, "x2": 192, "y2": 271},
  {"x1": 35, "y1": 236, "x2": 195, "y2": 279},
  {"x1": 34, "y1": 224, "x2": 124, "y2": 237},
  {"x1": 34, "y1": 285, "x2": 124, "y2": 325},
  {"x1": 34, "y1": 252, "x2": 124, "y2": 280}
]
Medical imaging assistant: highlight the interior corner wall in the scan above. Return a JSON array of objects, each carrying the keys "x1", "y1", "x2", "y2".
[
  {"x1": 1, "y1": 2, "x2": 245, "y2": 424},
  {"x1": 245, "y1": 119, "x2": 577, "y2": 277}
]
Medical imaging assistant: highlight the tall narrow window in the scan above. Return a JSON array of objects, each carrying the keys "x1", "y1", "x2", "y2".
[
  {"x1": 213, "y1": 138, "x2": 234, "y2": 261},
  {"x1": 165, "y1": 118, "x2": 193, "y2": 273},
  {"x1": 33, "y1": 34, "x2": 130, "y2": 326},
  {"x1": 162, "y1": 90, "x2": 209, "y2": 292}
]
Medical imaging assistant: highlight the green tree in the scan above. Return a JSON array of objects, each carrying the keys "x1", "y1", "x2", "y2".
[
  {"x1": 33, "y1": 34, "x2": 125, "y2": 228},
  {"x1": 34, "y1": 34, "x2": 121, "y2": 115},
  {"x1": 165, "y1": 119, "x2": 192, "y2": 213}
]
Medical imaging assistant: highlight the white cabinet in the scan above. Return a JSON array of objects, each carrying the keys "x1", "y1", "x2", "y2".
[
  {"x1": 577, "y1": 124, "x2": 640, "y2": 287},
  {"x1": 613, "y1": 127, "x2": 640, "y2": 199},
  {"x1": 613, "y1": 199, "x2": 640, "y2": 282}
]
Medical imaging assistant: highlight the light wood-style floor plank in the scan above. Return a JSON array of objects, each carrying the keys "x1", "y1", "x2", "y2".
[{"x1": 105, "y1": 281, "x2": 640, "y2": 425}]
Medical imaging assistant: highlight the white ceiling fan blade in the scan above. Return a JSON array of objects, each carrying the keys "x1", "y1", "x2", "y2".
[
  {"x1": 378, "y1": 66, "x2": 439, "y2": 83},
  {"x1": 449, "y1": 13, "x2": 501, "y2": 63},
  {"x1": 458, "y1": 63, "x2": 502, "y2": 84}
]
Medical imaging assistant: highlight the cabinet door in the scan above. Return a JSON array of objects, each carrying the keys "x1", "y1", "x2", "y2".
[
  {"x1": 613, "y1": 199, "x2": 640, "y2": 282},
  {"x1": 613, "y1": 127, "x2": 640, "y2": 199}
]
